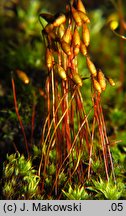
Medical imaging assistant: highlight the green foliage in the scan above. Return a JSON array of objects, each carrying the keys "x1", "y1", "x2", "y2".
[
  {"x1": 110, "y1": 108, "x2": 126, "y2": 129},
  {"x1": 0, "y1": 0, "x2": 44, "y2": 72},
  {"x1": 17, "y1": 0, "x2": 41, "y2": 36},
  {"x1": 33, "y1": 145, "x2": 41, "y2": 159},
  {"x1": 3, "y1": 153, "x2": 40, "y2": 199},
  {"x1": 87, "y1": 178, "x2": 126, "y2": 200},
  {"x1": 62, "y1": 185, "x2": 89, "y2": 200}
]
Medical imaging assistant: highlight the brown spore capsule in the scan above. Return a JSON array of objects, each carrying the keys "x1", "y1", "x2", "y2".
[
  {"x1": 71, "y1": 6, "x2": 82, "y2": 26},
  {"x1": 77, "y1": 0, "x2": 86, "y2": 14},
  {"x1": 78, "y1": 10, "x2": 90, "y2": 23},
  {"x1": 98, "y1": 69, "x2": 106, "y2": 91},
  {"x1": 72, "y1": 28, "x2": 81, "y2": 46},
  {"x1": 82, "y1": 23, "x2": 90, "y2": 47},
  {"x1": 92, "y1": 78, "x2": 102, "y2": 93},
  {"x1": 73, "y1": 44, "x2": 80, "y2": 56},
  {"x1": 16, "y1": 70, "x2": 30, "y2": 84},
  {"x1": 72, "y1": 72, "x2": 83, "y2": 87},
  {"x1": 86, "y1": 56, "x2": 97, "y2": 77},
  {"x1": 46, "y1": 48, "x2": 54, "y2": 70},
  {"x1": 54, "y1": 64, "x2": 67, "y2": 81},
  {"x1": 107, "y1": 77, "x2": 115, "y2": 86},
  {"x1": 60, "y1": 40, "x2": 71, "y2": 55},
  {"x1": 80, "y1": 41, "x2": 87, "y2": 56},
  {"x1": 53, "y1": 14, "x2": 66, "y2": 27},
  {"x1": 62, "y1": 27, "x2": 72, "y2": 44},
  {"x1": 58, "y1": 24, "x2": 65, "y2": 39}
]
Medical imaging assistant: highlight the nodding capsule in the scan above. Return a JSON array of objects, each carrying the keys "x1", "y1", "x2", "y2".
[
  {"x1": 73, "y1": 44, "x2": 80, "y2": 56},
  {"x1": 46, "y1": 48, "x2": 54, "y2": 71},
  {"x1": 53, "y1": 13, "x2": 66, "y2": 27},
  {"x1": 82, "y1": 23, "x2": 90, "y2": 47},
  {"x1": 72, "y1": 28, "x2": 81, "y2": 56},
  {"x1": 72, "y1": 72, "x2": 83, "y2": 87},
  {"x1": 80, "y1": 41, "x2": 87, "y2": 56},
  {"x1": 98, "y1": 69, "x2": 106, "y2": 91},
  {"x1": 60, "y1": 40, "x2": 71, "y2": 55},
  {"x1": 107, "y1": 77, "x2": 115, "y2": 86},
  {"x1": 72, "y1": 28, "x2": 81, "y2": 46},
  {"x1": 71, "y1": 6, "x2": 82, "y2": 26},
  {"x1": 92, "y1": 78, "x2": 102, "y2": 93},
  {"x1": 54, "y1": 64, "x2": 67, "y2": 81},
  {"x1": 78, "y1": 10, "x2": 90, "y2": 23},
  {"x1": 77, "y1": 0, "x2": 86, "y2": 14},
  {"x1": 62, "y1": 27, "x2": 72, "y2": 44},
  {"x1": 58, "y1": 24, "x2": 65, "y2": 39},
  {"x1": 86, "y1": 56, "x2": 97, "y2": 77},
  {"x1": 16, "y1": 70, "x2": 30, "y2": 84}
]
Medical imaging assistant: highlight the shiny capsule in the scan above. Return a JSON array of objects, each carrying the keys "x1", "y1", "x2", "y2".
[
  {"x1": 71, "y1": 6, "x2": 82, "y2": 26},
  {"x1": 60, "y1": 40, "x2": 71, "y2": 55},
  {"x1": 72, "y1": 28, "x2": 81, "y2": 56},
  {"x1": 77, "y1": 0, "x2": 86, "y2": 14},
  {"x1": 46, "y1": 48, "x2": 54, "y2": 70},
  {"x1": 78, "y1": 10, "x2": 90, "y2": 23},
  {"x1": 53, "y1": 13, "x2": 66, "y2": 27},
  {"x1": 98, "y1": 69, "x2": 106, "y2": 91},
  {"x1": 72, "y1": 72, "x2": 83, "y2": 86},
  {"x1": 62, "y1": 27, "x2": 72, "y2": 44},
  {"x1": 72, "y1": 28, "x2": 81, "y2": 46},
  {"x1": 80, "y1": 41, "x2": 87, "y2": 56},
  {"x1": 107, "y1": 77, "x2": 115, "y2": 86},
  {"x1": 92, "y1": 79, "x2": 102, "y2": 93},
  {"x1": 86, "y1": 56, "x2": 97, "y2": 77},
  {"x1": 73, "y1": 44, "x2": 80, "y2": 56},
  {"x1": 58, "y1": 24, "x2": 65, "y2": 38},
  {"x1": 82, "y1": 23, "x2": 90, "y2": 46},
  {"x1": 54, "y1": 64, "x2": 67, "y2": 81},
  {"x1": 16, "y1": 69, "x2": 30, "y2": 84}
]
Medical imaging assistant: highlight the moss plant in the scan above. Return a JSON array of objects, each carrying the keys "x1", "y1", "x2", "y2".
[
  {"x1": 2, "y1": 0, "x2": 125, "y2": 200},
  {"x1": 2, "y1": 153, "x2": 40, "y2": 199},
  {"x1": 87, "y1": 177, "x2": 126, "y2": 200},
  {"x1": 38, "y1": 0, "x2": 116, "y2": 196},
  {"x1": 62, "y1": 185, "x2": 89, "y2": 200}
]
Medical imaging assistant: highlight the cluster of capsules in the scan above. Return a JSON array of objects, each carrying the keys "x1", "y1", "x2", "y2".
[{"x1": 40, "y1": 0, "x2": 115, "y2": 93}]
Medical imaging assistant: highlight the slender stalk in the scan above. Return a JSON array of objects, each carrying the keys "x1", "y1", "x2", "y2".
[
  {"x1": 30, "y1": 91, "x2": 36, "y2": 146},
  {"x1": 11, "y1": 76, "x2": 29, "y2": 158},
  {"x1": 50, "y1": 107, "x2": 92, "y2": 196},
  {"x1": 99, "y1": 103, "x2": 116, "y2": 183},
  {"x1": 93, "y1": 94, "x2": 109, "y2": 181},
  {"x1": 88, "y1": 117, "x2": 95, "y2": 179},
  {"x1": 46, "y1": 76, "x2": 51, "y2": 133}
]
